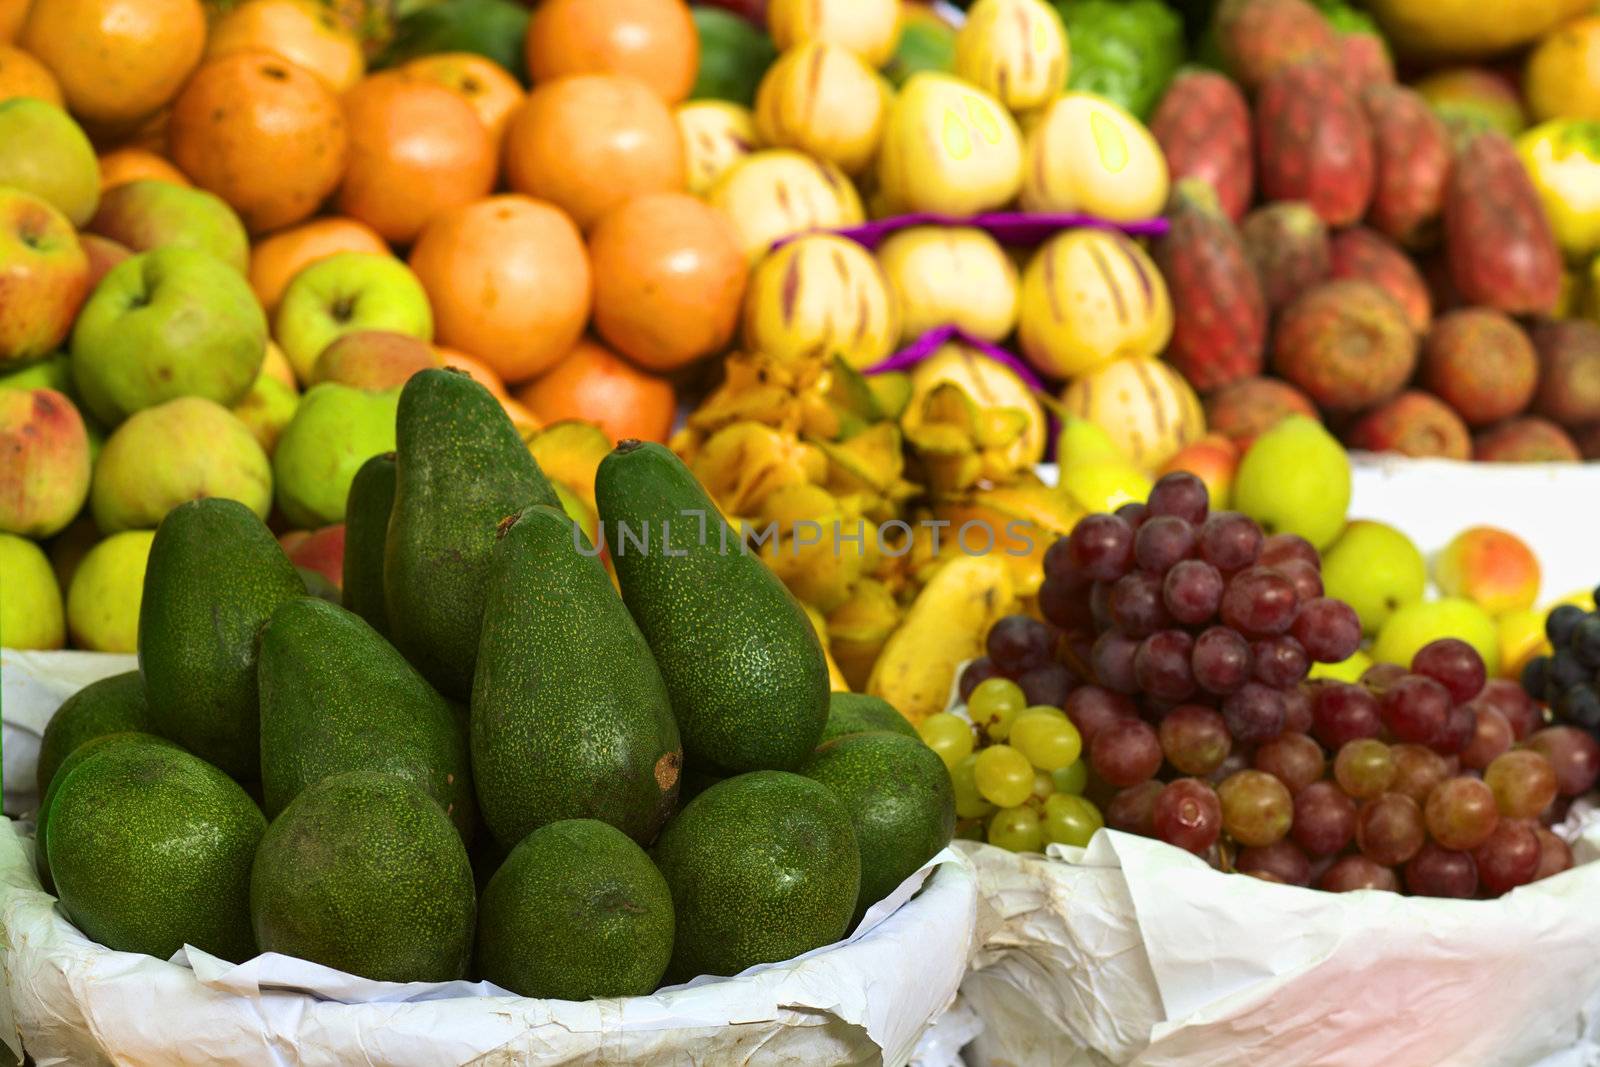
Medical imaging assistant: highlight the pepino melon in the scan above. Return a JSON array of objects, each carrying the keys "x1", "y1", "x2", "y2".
[
  {"x1": 1363, "y1": 0, "x2": 1591, "y2": 60},
  {"x1": 1060, "y1": 356, "x2": 1203, "y2": 470}
]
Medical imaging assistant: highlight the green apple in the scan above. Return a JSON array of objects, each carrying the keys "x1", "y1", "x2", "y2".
[
  {"x1": 0, "y1": 99, "x2": 100, "y2": 227},
  {"x1": 0, "y1": 532, "x2": 65, "y2": 649},
  {"x1": 0, "y1": 387, "x2": 91, "y2": 537},
  {"x1": 0, "y1": 351, "x2": 75, "y2": 395},
  {"x1": 1321, "y1": 520, "x2": 1427, "y2": 634},
  {"x1": 1232, "y1": 416, "x2": 1351, "y2": 550},
  {"x1": 274, "y1": 253, "x2": 433, "y2": 383},
  {"x1": 1373, "y1": 597, "x2": 1500, "y2": 677},
  {"x1": 272, "y1": 382, "x2": 400, "y2": 528},
  {"x1": 231, "y1": 372, "x2": 301, "y2": 455},
  {"x1": 71, "y1": 246, "x2": 267, "y2": 426},
  {"x1": 66, "y1": 529, "x2": 155, "y2": 652},
  {"x1": 91, "y1": 397, "x2": 273, "y2": 533},
  {"x1": 0, "y1": 187, "x2": 90, "y2": 365},
  {"x1": 86, "y1": 180, "x2": 250, "y2": 273}
]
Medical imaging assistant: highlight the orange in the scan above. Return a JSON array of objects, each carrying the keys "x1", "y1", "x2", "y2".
[
  {"x1": 337, "y1": 71, "x2": 497, "y2": 244},
  {"x1": 0, "y1": 43, "x2": 58, "y2": 104},
  {"x1": 437, "y1": 346, "x2": 542, "y2": 436},
  {"x1": 206, "y1": 0, "x2": 364, "y2": 92},
  {"x1": 517, "y1": 338, "x2": 676, "y2": 443},
  {"x1": 168, "y1": 52, "x2": 349, "y2": 234},
  {"x1": 0, "y1": 0, "x2": 28, "y2": 43},
  {"x1": 97, "y1": 147, "x2": 189, "y2": 190},
  {"x1": 409, "y1": 194, "x2": 592, "y2": 383},
  {"x1": 503, "y1": 74, "x2": 684, "y2": 230},
  {"x1": 248, "y1": 216, "x2": 390, "y2": 315},
  {"x1": 587, "y1": 192, "x2": 745, "y2": 371},
  {"x1": 21, "y1": 0, "x2": 205, "y2": 129},
  {"x1": 401, "y1": 52, "x2": 524, "y2": 147},
  {"x1": 526, "y1": 0, "x2": 698, "y2": 104}
]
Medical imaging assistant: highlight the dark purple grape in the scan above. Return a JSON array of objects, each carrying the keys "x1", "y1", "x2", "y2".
[
  {"x1": 1291, "y1": 597, "x2": 1361, "y2": 664},
  {"x1": 1283, "y1": 684, "x2": 1313, "y2": 734},
  {"x1": 1459, "y1": 705, "x2": 1512, "y2": 771},
  {"x1": 1574, "y1": 615, "x2": 1600, "y2": 669},
  {"x1": 1152, "y1": 778, "x2": 1222, "y2": 854},
  {"x1": 1134, "y1": 515, "x2": 1196, "y2": 574},
  {"x1": 1272, "y1": 558, "x2": 1324, "y2": 603},
  {"x1": 1547, "y1": 603, "x2": 1586, "y2": 646},
  {"x1": 1090, "y1": 718, "x2": 1163, "y2": 787},
  {"x1": 1038, "y1": 576, "x2": 1093, "y2": 631},
  {"x1": 1434, "y1": 702, "x2": 1477, "y2": 757},
  {"x1": 1411, "y1": 638, "x2": 1487, "y2": 704},
  {"x1": 1068, "y1": 513, "x2": 1135, "y2": 582},
  {"x1": 1521, "y1": 656, "x2": 1551, "y2": 705},
  {"x1": 1480, "y1": 679, "x2": 1544, "y2": 741},
  {"x1": 1192, "y1": 626, "x2": 1252, "y2": 694},
  {"x1": 1105, "y1": 780, "x2": 1163, "y2": 835},
  {"x1": 1223, "y1": 682, "x2": 1287, "y2": 744},
  {"x1": 1311, "y1": 681, "x2": 1382, "y2": 749},
  {"x1": 1089, "y1": 581, "x2": 1113, "y2": 630},
  {"x1": 1252, "y1": 635, "x2": 1310, "y2": 688},
  {"x1": 1220, "y1": 566, "x2": 1299, "y2": 637},
  {"x1": 1197, "y1": 511, "x2": 1263, "y2": 572},
  {"x1": 1474, "y1": 820, "x2": 1540, "y2": 896},
  {"x1": 1066, "y1": 686, "x2": 1136, "y2": 744},
  {"x1": 1237, "y1": 840, "x2": 1311, "y2": 886},
  {"x1": 987, "y1": 614, "x2": 1054, "y2": 674},
  {"x1": 1292, "y1": 780, "x2": 1357, "y2": 855},
  {"x1": 1115, "y1": 501, "x2": 1150, "y2": 529},
  {"x1": 1019, "y1": 662, "x2": 1077, "y2": 709},
  {"x1": 1091, "y1": 631, "x2": 1140, "y2": 694},
  {"x1": 1133, "y1": 630, "x2": 1196, "y2": 702},
  {"x1": 1108, "y1": 571, "x2": 1170, "y2": 637},
  {"x1": 1379, "y1": 674, "x2": 1451, "y2": 746},
  {"x1": 1259, "y1": 533, "x2": 1319, "y2": 571},
  {"x1": 958, "y1": 657, "x2": 1002, "y2": 701},
  {"x1": 1146, "y1": 471, "x2": 1209, "y2": 523},
  {"x1": 1404, "y1": 843, "x2": 1478, "y2": 898},
  {"x1": 1043, "y1": 536, "x2": 1087, "y2": 588},
  {"x1": 1163, "y1": 560, "x2": 1224, "y2": 626}
]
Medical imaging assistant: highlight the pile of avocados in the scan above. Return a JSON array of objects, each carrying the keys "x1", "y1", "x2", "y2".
[{"x1": 34, "y1": 368, "x2": 956, "y2": 999}]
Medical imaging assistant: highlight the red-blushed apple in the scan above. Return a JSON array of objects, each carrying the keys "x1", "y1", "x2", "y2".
[
  {"x1": 86, "y1": 179, "x2": 250, "y2": 272},
  {"x1": 0, "y1": 99, "x2": 100, "y2": 227},
  {"x1": 282, "y1": 523, "x2": 346, "y2": 589},
  {"x1": 313, "y1": 329, "x2": 441, "y2": 390},
  {"x1": 80, "y1": 233, "x2": 132, "y2": 290},
  {"x1": 0, "y1": 187, "x2": 89, "y2": 365},
  {"x1": 0, "y1": 387, "x2": 90, "y2": 537},
  {"x1": 1435, "y1": 526, "x2": 1542, "y2": 617},
  {"x1": 274, "y1": 252, "x2": 434, "y2": 383},
  {"x1": 1158, "y1": 433, "x2": 1240, "y2": 509}
]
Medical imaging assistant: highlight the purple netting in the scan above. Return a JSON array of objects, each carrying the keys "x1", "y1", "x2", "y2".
[{"x1": 865, "y1": 324, "x2": 1047, "y2": 392}]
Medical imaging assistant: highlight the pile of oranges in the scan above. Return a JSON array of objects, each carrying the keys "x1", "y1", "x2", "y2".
[{"x1": 0, "y1": 0, "x2": 751, "y2": 444}]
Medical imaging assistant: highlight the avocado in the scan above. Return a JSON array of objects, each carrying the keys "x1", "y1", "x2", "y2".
[
  {"x1": 341, "y1": 451, "x2": 397, "y2": 636},
  {"x1": 297, "y1": 567, "x2": 341, "y2": 604},
  {"x1": 476, "y1": 818, "x2": 674, "y2": 1000},
  {"x1": 800, "y1": 732, "x2": 956, "y2": 921},
  {"x1": 594, "y1": 441, "x2": 828, "y2": 773},
  {"x1": 257, "y1": 596, "x2": 474, "y2": 839},
  {"x1": 385, "y1": 369, "x2": 560, "y2": 700},
  {"x1": 251, "y1": 770, "x2": 476, "y2": 983},
  {"x1": 820, "y1": 692, "x2": 918, "y2": 745},
  {"x1": 472, "y1": 504, "x2": 681, "y2": 849},
  {"x1": 36, "y1": 671, "x2": 152, "y2": 797},
  {"x1": 35, "y1": 731, "x2": 173, "y2": 887},
  {"x1": 138, "y1": 498, "x2": 304, "y2": 779},
  {"x1": 47, "y1": 741, "x2": 265, "y2": 961},
  {"x1": 651, "y1": 770, "x2": 858, "y2": 980}
]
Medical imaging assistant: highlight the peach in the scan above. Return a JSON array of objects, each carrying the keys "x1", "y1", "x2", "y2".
[
  {"x1": 0, "y1": 387, "x2": 90, "y2": 537},
  {"x1": 1435, "y1": 526, "x2": 1541, "y2": 617},
  {"x1": 282, "y1": 522, "x2": 345, "y2": 589},
  {"x1": 312, "y1": 329, "x2": 440, "y2": 390},
  {"x1": 1157, "y1": 433, "x2": 1240, "y2": 509}
]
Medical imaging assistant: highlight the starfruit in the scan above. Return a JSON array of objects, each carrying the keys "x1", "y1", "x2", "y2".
[
  {"x1": 954, "y1": 0, "x2": 1070, "y2": 114},
  {"x1": 755, "y1": 42, "x2": 888, "y2": 175},
  {"x1": 901, "y1": 342, "x2": 1046, "y2": 474},
  {"x1": 677, "y1": 100, "x2": 761, "y2": 196},
  {"x1": 757, "y1": 482, "x2": 871, "y2": 614},
  {"x1": 930, "y1": 476, "x2": 1084, "y2": 596},
  {"x1": 903, "y1": 382, "x2": 1034, "y2": 493},
  {"x1": 743, "y1": 234, "x2": 899, "y2": 370},
  {"x1": 708, "y1": 149, "x2": 865, "y2": 262},
  {"x1": 688, "y1": 422, "x2": 827, "y2": 520},
  {"x1": 876, "y1": 226, "x2": 1020, "y2": 344},
  {"x1": 876, "y1": 72, "x2": 1024, "y2": 215},
  {"x1": 527, "y1": 421, "x2": 611, "y2": 514},
  {"x1": 827, "y1": 577, "x2": 904, "y2": 690}
]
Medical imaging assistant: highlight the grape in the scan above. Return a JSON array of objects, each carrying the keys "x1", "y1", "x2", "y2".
[
  {"x1": 1556, "y1": 684, "x2": 1600, "y2": 731},
  {"x1": 1473, "y1": 819, "x2": 1540, "y2": 895},
  {"x1": 1310, "y1": 681, "x2": 1382, "y2": 749},
  {"x1": 1237, "y1": 840, "x2": 1312, "y2": 886},
  {"x1": 1090, "y1": 631, "x2": 1140, "y2": 694},
  {"x1": 1547, "y1": 603, "x2": 1586, "y2": 646},
  {"x1": 1147, "y1": 471, "x2": 1209, "y2": 523},
  {"x1": 1252, "y1": 732, "x2": 1325, "y2": 794},
  {"x1": 1133, "y1": 515, "x2": 1195, "y2": 574},
  {"x1": 1089, "y1": 581, "x2": 1113, "y2": 630},
  {"x1": 1109, "y1": 571, "x2": 1171, "y2": 637},
  {"x1": 1484, "y1": 749, "x2": 1559, "y2": 818},
  {"x1": 1290, "y1": 597, "x2": 1362, "y2": 664},
  {"x1": 1192, "y1": 626, "x2": 1253, "y2": 695},
  {"x1": 1068, "y1": 513, "x2": 1135, "y2": 581},
  {"x1": 1355, "y1": 792, "x2": 1425, "y2": 866},
  {"x1": 1259, "y1": 533, "x2": 1319, "y2": 571},
  {"x1": 1105, "y1": 780, "x2": 1163, "y2": 835},
  {"x1": 1053, "y1": 759, "x2": 1088, "y2": 795},
  {"x1": 1029, "y1": 771, "x2": 1057, "y2": 808},
  {"x1": 1574, "y1": 615, "x2": 1600, "y2": 669},
  {"x1": 1283, "y1": 685, "x2": 1313, "y2": 734},
  {"x1": 1065, "y1": 685, "x2": 1135, "y2": 744},
  {"x1": 1533, "y1": 826, "x2": 1574, "y2": 882},
  {"x1": 974, "y1": 745, "x2": 1035, "y2": 807},
  {"x1": 987, "y1": 615, "x2": 1055, "y2": 674},
  {"x1": 1524, "y1": 726, "x2": 1600, "y2": 797},
  {"x1": 1480, "y1": 679, "x2": 1544, "y2": 741},
  {"x1": 1198, "y1": 511, "x2": 1264, "y2": 572},
  {"x1": 1360, "y1": 661, "x2": 1407, "y2": 696},
  {"x1": 952, "y1": 754, "x2": 996, "y2": 819},
  {"x1": 1459, "y1": 706, "x2": 1512, "y2": 771},
  {"x1": 969, "y1": 677, "x2": 1027, "y2": 740},
  {"x1": 1163, "y1": 560, "x2": 1225, "y2": 625},
  {"x1": 987, "y1": 806, "x2": 1044, "y2": 852},
  {"x1": 1548, "y1": 651, "x2": 1589, "y2": 696},
  {"x1": 1411, "y1": 638, "x2": 1487, "y2": 704},
  {"x1": 917, "y1": 713, "x2": 976, "y2": 770},
  {"x1": 1115, "y1": 501, "x2": 1150, "y2": 529},
  {"x1": 1217, "y1": 769, "x2": 1293, "y2": 846},
  {"x1": 1252, "y1": 635, "x2": 1310, "y2": 688},
  {"x1": 1522, "y1": 655, "x2": 1550, "y2": 704},
  {"x1": 1206, "y1": 749, "x2": 1251, "y2": 787},
  {"x1": 1222, "y1": 682, "x2": 1287, "y2": 744},
  {"x1": 1043, "y1": 535, "x2": 1087, "y2": 588},
  {"x1": 1150, "y1": 778, "x2": 1222, "y2": 854},
  {"x1": 1379, "y1": 674, "x2": 1451, "y2": 746},
  {"x1": 1318, "y1": 855, "x2": 1399, "y2": 893},
  {"x1": 1089, "y1": 718, "x2": 1163, "y2": 787},
  {"x1": 1220, "y1": 567, "x2": 1299, "y2": 637},
  {"x1": 1403, "y1": 843, "x2": 1478, "y2": 898},
  {"x1": 1423, "y1": 776, "x2": 1499, "y2": 851},
  {"x1": 1019, "y1": 662, "x2": 1076, "y2": 709},
  {"x1": 1292, "y1": 780, "x2": 1357, "y2": 855},
  {"x1": 1038, "y1": 577, "x2": 1093, "y2": 632},
  {"x1": 1159, "y1": 704, "x2": 1232, "y2": 777},
  {"x1": 1134, "y1": 630, "x2": 1196, "y2": 702},
  {"x1": 1334, "y1": 739, "x2": 1396, "y2": 799},
  {"x1": 1389, "y1": 743, "x2": 1449, "y2": 804},
  {"x1": 958, "y1": 657, "x2": 1003, "y2": 702},
  {"x1": 1272, "y1": 558, "x2": 1324, "y2": 604},
  {"x1": 1012, "y1": 711, "x2": 1084, "y2": 771},
  {"x1": 1043, "y1": 793, "x2": 1104, "y2": 847},
  {"x1": 1434, "y1": 702, "x2": 1477, "y2": 757}
]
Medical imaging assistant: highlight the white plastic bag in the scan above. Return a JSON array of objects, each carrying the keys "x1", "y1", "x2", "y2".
[{"x1": 0, "y1": 650, "x2": 979, "y2": 1067}]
